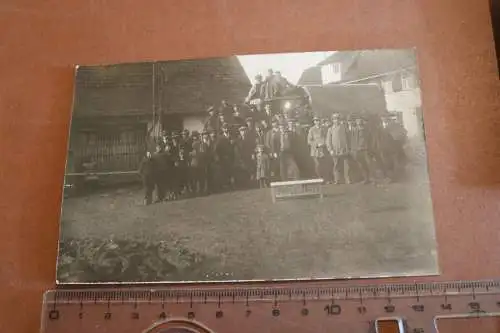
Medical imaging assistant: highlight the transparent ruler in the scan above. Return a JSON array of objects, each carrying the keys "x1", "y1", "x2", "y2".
[{"x1": 40, "y1": 280, "x2": 500, "y2": 333}]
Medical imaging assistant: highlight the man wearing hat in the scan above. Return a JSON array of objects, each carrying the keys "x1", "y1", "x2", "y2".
[
  {"x1": 326, "y1": 113, "x2": 351, "y2": 184},
  {"x1": 278, "y1": 122, "x2": 299, "y2": 181},
  {"x1": 245, "y1": 117, "x2": 257, "y2": 143},
  {"x1": 264, "y1": 118, "x2": 282, "y2": 180},
  {"x1": 382, "y1": 115, "x2": 408, "y2": 180},
  {"x1": 231, "y1": 105, "x2": 246, "y2": 135},
  {"x1": 219, "y1": 99, "x2": 233, "y2": 119},
  {"x1": 203, "y1": 106, "x2": 218, "y2": 133},
  {"x1": 288, "y1": 117, "x2": 308, "y2": 177},
  {"x1": 307, "y1": 116, "x2": 327, "y2": 179},
  {"x1": 171, "y1": 131, "x2": 181, "y2": 158},
  {"x1": 234, "y1": 125, "x2": 255, "y2": 188},
  {"x1": 349, "y1": 117, "x2": 372, "y2": 184},
  {"x1": 216, "y1": 113, "x2": 227, "y2": 134},
  {"x1": 215, "y1": 123, "x2": 235, "y2": 191},
  {"x1": 189, "y1": 131, "x2": 204, "y2": 194},
  {"x1": 138, "y1": 151, "x2": 155, "y2": 205},
  {"x1": 181, "y1": 129, "x2": 193, "y2": 156},
  {"x1": 150, "y1": 143, "x2": 169, "y2": 202},
  {"x1": 205, "y1": 130, "x2": 218, "y2": 193}
]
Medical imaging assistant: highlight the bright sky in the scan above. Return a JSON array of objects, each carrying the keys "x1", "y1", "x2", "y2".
[{"x1": 237, "y1": 51, "x2": 336, "y2": 85}]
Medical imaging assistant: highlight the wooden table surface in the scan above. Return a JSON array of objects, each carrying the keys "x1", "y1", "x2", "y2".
[{"x1": 0, "y1": 0, "x2": 499, "y2": 332}]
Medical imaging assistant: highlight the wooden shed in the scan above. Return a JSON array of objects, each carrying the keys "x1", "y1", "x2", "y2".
[{"x1": 66, "y1": 57, "x2": 251, "y2": 175}]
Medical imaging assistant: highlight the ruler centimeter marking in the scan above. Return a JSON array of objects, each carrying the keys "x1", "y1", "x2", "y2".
[{"x1": 41, "y1": 280, "x2": 500, "y2": 333}]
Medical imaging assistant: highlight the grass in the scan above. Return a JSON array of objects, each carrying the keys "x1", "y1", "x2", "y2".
[{"x1": 57, "y1": 148, "x2": 439, "y2": 283}]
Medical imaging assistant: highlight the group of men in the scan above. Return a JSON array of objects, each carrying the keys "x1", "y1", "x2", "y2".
[
  {"x1": 244, "y1": 68, "x2": 295, "y2": 112},
  {"x1": 139, "y1": 95, "x2": 408, "y2": 205}
]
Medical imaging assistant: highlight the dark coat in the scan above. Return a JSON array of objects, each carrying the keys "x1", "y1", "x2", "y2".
[
  {"x1": 151, "y1": 152, "x2": 170, "y2": 177},
  {"x1": 235, "y1": 134, "x2": 256, "y2": 168},
  {"x1": 265, "y1": 128, "x2": 281, "y2": 155},
  {"x1": 215, "y1": 134, "x2": 235, "y2": 162},
  {"x1": 255, "y1": 153, "x2": 270, "y2": 179},
  {"x1": 349, "y1": 127, "x2": 369, "y2": 152},
  {"x1": 139, "y1": 157, "x2": 154, "y2": 183},
  {"x1": 204, "y1": 116, "x2": 219, "y2": 133}
]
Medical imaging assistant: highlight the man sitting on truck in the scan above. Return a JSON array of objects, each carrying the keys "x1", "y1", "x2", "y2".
[
  {"x1": 272, "y1": 71, "x2": 294, "y2": 97},
  {"x1": 245, "y1": 74, "x2": 265, "y2": 111}
]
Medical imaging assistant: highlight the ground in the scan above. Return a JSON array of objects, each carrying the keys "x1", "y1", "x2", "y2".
[{"x1": 57, "y1": 145, "x2": 439, "y2": 283}]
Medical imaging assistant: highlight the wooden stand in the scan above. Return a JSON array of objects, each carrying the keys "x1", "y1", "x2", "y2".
[{"x1": 270, "y1": 179, "x2": 324, "y2": 203}]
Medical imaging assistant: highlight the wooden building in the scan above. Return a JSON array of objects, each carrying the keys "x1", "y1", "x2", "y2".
[{"x1": 66, "y1": 57, "x2": 251, "y2": 175}]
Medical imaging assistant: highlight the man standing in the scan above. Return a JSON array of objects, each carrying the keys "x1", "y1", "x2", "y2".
[
  {"x1": 207, "y1": 131, "x2": 219, "y2": 193},
  {"x1": 278, "y1": 123, "x2": 300, "y2": 181},
  {"x1": 219, "y1": 99, "x2": 233, "y2": 119},
  {"x1": 288, "y1": 118, "x2": 308, "y2": 178},
  {"x1": 151, "y1": 143, "x2": 169, "y2": 202},
  {"x1": 261, "y1": 69, "x2": 277, "y2": 101},
  {"x1": 197, "y1": 131, "x2": 212, "y2": 194},
  {"x1": 181, "y1": 129, "x2": 193, "y2": 156},
  {"x1": 350, "y1": 117, "x2": 372, "y2": 184},
  {"x1": 231, "y1": 105, "x2": 246, "y2": 135},
  {"x1": 245, "y1": 117, "x2": 257, "y2": 143},
  {"x1": 307, "y1": 116, "x2": 326, "y2": 180},
  {"x1": 216, "y1": 113, "x2": 227, "y2": 134},
  {"x1": 189, "y1": 132, "x2": 204, "y2": 194},
  {"x1": 265, "y1": 118, "x2": 282, "y2": 181},
  {"x1": 139, "y1": 151, "x2": 155, "y2": 205},
  {"x1": 203, "y1": 106, "x2": 218, "y2": 133},
  {"x1": 215, "y1": 124, "x2": 235, "y2": 191},
  {"x1": 326, "y1": 114, "x2": 351, "y2": 184},
  {"x1": 234, "y1": 125, "x2": 255, "y2": 188}
]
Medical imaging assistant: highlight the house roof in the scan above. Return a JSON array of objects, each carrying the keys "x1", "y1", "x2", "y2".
[
  {"x1": 72, "y1": 56, "x2": 251, "y2": 119},
  {"x1": 305, "y1": 84, "x2": 387, "y2": 118},
  {"x1": 297, "y1": 49, "x2": 418, "y2": 86}
]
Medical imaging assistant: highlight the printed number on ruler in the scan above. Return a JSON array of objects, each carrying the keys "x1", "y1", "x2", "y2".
[{"x1": 41, "y1": 280, "x2": 500, "y2": 333}]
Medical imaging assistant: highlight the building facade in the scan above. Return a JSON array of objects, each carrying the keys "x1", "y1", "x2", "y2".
[
  {"x1": 67, "y1": 57, "x2": 251, "y2": 174},
  {"x1": 298, "y1": 49, "x2": 424, "y2": 139}
]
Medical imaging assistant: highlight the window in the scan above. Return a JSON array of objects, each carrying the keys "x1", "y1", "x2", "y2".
[
  {"x1": 321, "y1": 63, "x2": 341, "y2": 84},
  {"x1": 382, "y1": 79, "x2": 393, "y2": 92},
  {"x1": 401, "y1": 72, "x2": 415, "y2": 90}
]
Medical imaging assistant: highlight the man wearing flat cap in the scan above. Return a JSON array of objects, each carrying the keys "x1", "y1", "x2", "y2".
[
  {"x1": 307, "y1": 116, "x2": 327, "y2": 179},
  {"x1": 349, "y1": 117, "x2": 372, "y2": 184},
  {"x1": 264, "y1": 118, "x2": 282, "y2": 180},
  {"x1": 326, "y1": 113, "x2": 351, "y2": 184}
]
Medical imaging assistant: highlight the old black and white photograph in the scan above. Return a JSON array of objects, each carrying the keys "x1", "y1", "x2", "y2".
[{"x1": 56, "y1": 49, "x2": 439, "y2": 283}]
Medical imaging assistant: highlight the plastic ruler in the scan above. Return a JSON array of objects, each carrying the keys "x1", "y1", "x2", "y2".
[{"x1": 40, "y1": 280, "x2": 500, "y2": 333}]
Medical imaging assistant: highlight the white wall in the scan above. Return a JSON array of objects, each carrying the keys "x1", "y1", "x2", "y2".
[
  {"x1": 384, "y1": 88, "x2": 422, "y2": 139},
  {"x1": 183, "y1": 115, "x2": 205, "y2": 133},
  {"x1": 321, "y1": 63, "x2": 342, "y2": 84}
]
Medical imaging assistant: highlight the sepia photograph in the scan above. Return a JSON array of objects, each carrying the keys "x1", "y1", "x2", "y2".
[{"x1": 56, "y1": 48, "x2": 439, "y2": 283}]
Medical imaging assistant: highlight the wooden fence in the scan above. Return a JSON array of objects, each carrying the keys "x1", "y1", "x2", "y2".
[{"x1": 69, "y1": 126, "x2": 147, "y2": 173}]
